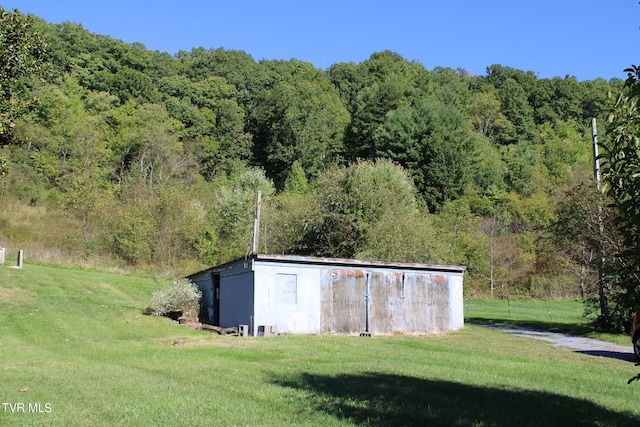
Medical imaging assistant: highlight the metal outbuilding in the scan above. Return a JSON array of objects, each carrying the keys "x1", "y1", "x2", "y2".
[{"x1": 187, "y1": 254, "x2": 465, "y2": 336}]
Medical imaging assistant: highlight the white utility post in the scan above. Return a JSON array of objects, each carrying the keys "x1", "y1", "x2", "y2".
[
  {"x1": 591, "y1": 118, "x2": 607, "y2": 318},
  {"x1": 252, "y1": 190, "x2": 262, "y2": 254}
]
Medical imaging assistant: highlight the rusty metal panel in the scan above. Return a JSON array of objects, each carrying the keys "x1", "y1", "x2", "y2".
[
  {"x1": 321, "y1": 269, "x2": 366, "y2": 334},
  {"x1": 188, "y1": 254, "x2": 465, "y2": 336},
  {"x1": 321, "y1": 268, "x2": 454, "y2": 335},
  {"x1": 369, "y1": 271, "x2": 404, "y2": 334},
  {"x1": 402, "y1": 273, "x2": 450, "y2": 333}
]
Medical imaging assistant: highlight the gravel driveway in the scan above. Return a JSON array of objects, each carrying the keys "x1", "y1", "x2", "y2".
[{"x1": 484, "y1": 324, "x2": 636, "y2": 362}]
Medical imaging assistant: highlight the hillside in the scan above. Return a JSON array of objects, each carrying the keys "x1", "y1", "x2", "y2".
[{"x1": 0, "y1": 9, "x2": 627, "y2": 299}]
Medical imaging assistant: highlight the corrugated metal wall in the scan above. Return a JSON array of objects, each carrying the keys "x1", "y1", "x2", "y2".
[
  {"x1": 321, "y1": 269, "x2": 367, "y2": 334},
  {"x1": 320, "y1": 268, "x2": 454, "y2": 335},
  {"x1": 189, "y1": 256, "x2": 464, "y2": 335}
]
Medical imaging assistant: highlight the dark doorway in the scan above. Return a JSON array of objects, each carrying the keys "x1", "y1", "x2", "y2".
[{"x1": 213, "y1": 273, "x2": 220, "y2": 326}]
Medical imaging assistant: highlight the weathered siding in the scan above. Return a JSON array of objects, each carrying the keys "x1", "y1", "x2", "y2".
[
  {"x1": 320, "y1": 268, "x2": 462, "y2": 335},
  {"x1": 253, "y1": 263, "x2": 322, "y2": 334},
  {"x1": 369, "y1": 271, "x2": 403, "y2": 334},
  {"x1": 401, "y1": 273, "x2": 450, "y2": 333},
  {"x1": 188, "y1": 254, "x2": 465, "y2": 336},
  {"x1": 190, "y1": 259, "x2": 254, "y2": 329},
  {"x1": 448, "y1": 273, "x2": 464, "y2": 330},
  {"x1": 321, "y1": 269, "x2": 367, "y2": 334}
]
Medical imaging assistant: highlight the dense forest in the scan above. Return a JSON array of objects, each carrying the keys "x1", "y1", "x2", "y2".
[{"x1": 0, "y1": 10, "x2": 630, "y2": 314}]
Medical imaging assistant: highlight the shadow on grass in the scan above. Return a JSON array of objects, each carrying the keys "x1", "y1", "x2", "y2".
[
  {"x1": 465, "y1": 317, "x2": 594, "y2": 336},
  {"x1": 577, "y1": 350, "x2": 636, "y2": 362},
  {"x1": 273, "y1": 372, "x2": 636, "y2": 426}
]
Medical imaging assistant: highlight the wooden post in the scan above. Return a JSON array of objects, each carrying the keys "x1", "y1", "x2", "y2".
[
  {"x1": 0, "y1": 247, "x2": 4, "y2": 265},
  {"x1": 17, "y1": 249, "x2": 23, "y2": 269}
]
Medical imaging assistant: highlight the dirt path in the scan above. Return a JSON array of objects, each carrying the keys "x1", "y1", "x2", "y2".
[{"x1": 484, "y1": 324, "x2": 636, "y2": 362}]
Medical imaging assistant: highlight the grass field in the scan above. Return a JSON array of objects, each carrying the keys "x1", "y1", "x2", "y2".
[
  {"x1": 1, "y1": 263, "x2": 639, "y2": 426},
  {"x1": 463, "y1": 296, "x2": 633, "y2": 345}
]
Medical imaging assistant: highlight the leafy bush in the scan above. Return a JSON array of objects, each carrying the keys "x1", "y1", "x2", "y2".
[{"x1": 145, "y1": 278, "x2": 202, "y2": 320}]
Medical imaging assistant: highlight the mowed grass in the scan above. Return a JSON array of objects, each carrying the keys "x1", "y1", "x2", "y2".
[
  {"x1": 464, "y1": 296, "x2": 632, "y2": 345},
  {"x1": 1, "y1": 264, "x2": 639, "y2": 426}
]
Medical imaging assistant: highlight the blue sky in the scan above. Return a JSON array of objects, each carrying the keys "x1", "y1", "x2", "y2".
[{"x1": 2, "y1": 1, "x2": 638, "y2": 81}]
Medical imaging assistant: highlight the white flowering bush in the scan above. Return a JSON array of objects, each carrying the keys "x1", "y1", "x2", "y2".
[{"x1": 145, "y1": 278, "x2": 202, "y2": 320}]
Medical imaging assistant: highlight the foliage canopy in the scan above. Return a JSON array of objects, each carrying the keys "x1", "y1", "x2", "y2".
[{"x1": 0, "y1": 12, "x2": 630, "y2": 308}]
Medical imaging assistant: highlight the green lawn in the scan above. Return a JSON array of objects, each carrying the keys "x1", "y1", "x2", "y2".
[
  {"x1": 1, "y1": 264, "x2": 639, "y2": 426},
  {"x1": 464, "y1": 296, "x2": 632, "y2": 345}
]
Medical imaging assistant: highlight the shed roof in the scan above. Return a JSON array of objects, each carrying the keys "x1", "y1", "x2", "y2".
[{"x1": 188, "y1": 254, "x2": 466, "y2": 278}]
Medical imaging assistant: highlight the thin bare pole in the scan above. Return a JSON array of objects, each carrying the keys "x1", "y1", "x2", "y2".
[{"x1": 592, "y1": 118, "x2": 608, "y2": 318}]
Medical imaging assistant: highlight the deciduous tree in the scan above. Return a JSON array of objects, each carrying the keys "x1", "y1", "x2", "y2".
[
  {"x1": 599, "y1": 65, "x2": 640, "y2": 330},
  {"x1": 304, "y1": 159, "x2": 419, "y2": 258},
  {"x1": 255, "y1": 77, "x2": 349, "y2": 187},
  {"x1": 0, "y1": 8, "x2": 50, "y2": 142}
]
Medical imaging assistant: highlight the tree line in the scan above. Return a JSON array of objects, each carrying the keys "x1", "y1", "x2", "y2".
[{"x1": 1, "y1": 8, "x2": 635, "y2": 330}]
